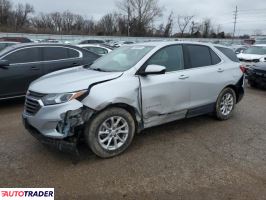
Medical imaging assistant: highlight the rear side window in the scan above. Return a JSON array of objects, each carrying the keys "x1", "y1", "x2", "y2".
[
  {"x1": 187, "y1": 45, "x2": 212, "y2": 68},
  {"x1": 4, "y1": 47, "x2": 40, "y2": 64},
  {"x1": 43, "y1": 47, "x2": 68, "y2": 61},
  {"x1": 210, "y1": 49, "x2": 221, "y2": 65},
  {"x1": 215, "y1": 46, "x2": 239, "y2": 62},
  {"x1": 68, "y1": 49, "x2": 80, "y2": 58}
]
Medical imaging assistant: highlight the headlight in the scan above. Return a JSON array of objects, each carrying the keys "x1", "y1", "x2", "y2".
[{"x1": 42, "y1": 90, "x2": 87, "y2": 106}]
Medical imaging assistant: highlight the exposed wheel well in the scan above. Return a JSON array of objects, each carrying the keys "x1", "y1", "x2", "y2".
[
  {"x1": 224, "y1": 85, "x2": 240, "y2": 103},
  {"x1": 97, "y1": 103, "x2": 143, "y2": 132}
]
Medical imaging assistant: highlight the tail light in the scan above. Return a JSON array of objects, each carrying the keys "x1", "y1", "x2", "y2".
[{"x1": 240, "y1": 65, "x2": 246, "y2": 73}]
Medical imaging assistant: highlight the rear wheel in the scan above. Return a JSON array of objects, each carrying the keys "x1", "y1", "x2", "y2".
[
  {"x1": 215, "y1": 88, "x2": 236, "y2": 120},
  {"x1": 85, "y1": 107, "x2": 135, "y2": 158}
]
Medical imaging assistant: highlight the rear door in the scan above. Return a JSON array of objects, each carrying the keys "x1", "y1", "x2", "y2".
[
  {"x1": 41, "y1": 46, "x2": 83, "y2": 74},
  {"x1": 140, "y1": 45, "x2": 190, "y2": 128},
  {"x1": 0, "y1": 47, "x2": 42, "y2": 98},
  {"x1": 183, "y1": 44, "x2": 225, "y2": 108}
]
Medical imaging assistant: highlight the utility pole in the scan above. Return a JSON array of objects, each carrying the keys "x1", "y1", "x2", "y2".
[
  {"x1": 127, "y1": 6, "x2": 130, "y2": 37},
  {"x1": 233, "y1": 6, "x2": 238, "y2": 39}
]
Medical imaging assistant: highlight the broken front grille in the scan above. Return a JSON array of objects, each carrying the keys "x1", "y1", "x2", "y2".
[{"x1": 25, "y1": 91, "x2": 46, "y2": 115}]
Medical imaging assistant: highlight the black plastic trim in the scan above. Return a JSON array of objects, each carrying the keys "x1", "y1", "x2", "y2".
[{"x1": 186, "y1": 103, "x2": 215, "y2": 118}]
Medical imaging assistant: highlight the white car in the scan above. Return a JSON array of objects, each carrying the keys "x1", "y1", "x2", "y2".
[
  {"x1": 237, "y1": 44, "x2": 266, "y2": 67},
  {"x1": 77, "y1": 44, "x2": 112, "y2": 56},
  {"x1": 23, "y1": 41, "x2": 245, "y2": 158}
]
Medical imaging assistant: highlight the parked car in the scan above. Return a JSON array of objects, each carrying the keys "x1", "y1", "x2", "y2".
[
  {"x1": 247, "y1": 63, "x2": 266, "y2": 89},
  {"x1": 0, "y1": 42, "x2": 18, "y2": 52},
  {"x1": 0, "y1": 43, "x2": 100, "y2": 99},
  {"x1": 113, "y1": 41, "x2": 135, "y2": 48},
  {"x1": 235, "y1": 46, "x2": 248, "y2": 55},
  {"x1": 0, "y1": 37, "x2": 32, "y2": 43},
  {"x1": 79, "y1": 39, "x2": 105, "y2": 44},
  {"x1": 22, "y1": 42, "x2": 244, "y2": 158},
  {"x1": 237, "y1": 44, "x2": 266, "y2": 68},
  {"x1": 77, "y1": 44, "x2": 113, "y2": 56},
  {"x1": 39, "y1": 39, "x2": 60, "y2": 43}
]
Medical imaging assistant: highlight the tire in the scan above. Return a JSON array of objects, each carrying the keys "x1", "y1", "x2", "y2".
[
  {"x1": 215, "y1": 88, "x2": 236, "y2": 120},
  {"x1": 85, "y1": 107, "x2": 135, "y2": 158}
]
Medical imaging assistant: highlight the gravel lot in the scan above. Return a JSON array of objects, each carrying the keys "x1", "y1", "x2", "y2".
[{"x1": 0, "y1": 86, "x2": 266, "y2": 200}]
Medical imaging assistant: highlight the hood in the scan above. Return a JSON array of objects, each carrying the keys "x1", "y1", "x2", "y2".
[
  {"x1": 29, "y1": 66, "x2": 123, "y2": 93},
  {"x1": 237, "y1": 53, "x2": 265, "y2": 60}
]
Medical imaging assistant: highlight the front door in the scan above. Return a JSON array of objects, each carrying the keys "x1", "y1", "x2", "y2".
[{"x1": 139, "y1": 45, "x2": 190, "y2": 128}]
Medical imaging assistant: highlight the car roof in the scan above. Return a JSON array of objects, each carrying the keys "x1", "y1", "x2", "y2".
[
  {"x1": 77, "y1": 44, "x2": 113, "y2": 49},
  {"x1": 130, "y1": 41, "x2": 223, "y2": 49},
  {"x1": 78, "y1": 44, "x2": 104, "y2": 47},
  {"x1": 0, "y1": 43, "x2": 94, "y2": 56}
]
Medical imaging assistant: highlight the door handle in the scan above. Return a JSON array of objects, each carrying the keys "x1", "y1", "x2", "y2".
[
  {"x1": 72, "y1": 62, "x2": 79, "y2": 66},
  {"x1": 179, "y1": 75, "x2": 189, "y2": 80},
  {"x1": 31, "y1": 66, "x2": 40, "y2": 70},
  {"x1": 217, "y1": 68, "x2": 224, "y2": 72}
]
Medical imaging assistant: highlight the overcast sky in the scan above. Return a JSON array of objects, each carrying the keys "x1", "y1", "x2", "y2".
[{"x1": 13, "y1": 0, "x2": 266, "y2": 35}]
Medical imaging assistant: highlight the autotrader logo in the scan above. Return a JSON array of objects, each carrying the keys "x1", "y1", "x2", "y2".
[{"x1": 0, "y1": 188, "x2": 54, "y2": 200}]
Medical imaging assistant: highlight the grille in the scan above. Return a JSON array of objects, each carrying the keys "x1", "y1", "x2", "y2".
[{"x1": 25, "y1": 91, "x2": 45, "y2": 115}]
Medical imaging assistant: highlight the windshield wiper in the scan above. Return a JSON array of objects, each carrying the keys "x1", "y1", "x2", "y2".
[
  {"x1": 90, "y1": 68, "x2": 109, "y2": 72},
  {"x1": 83, "y1": 62, "x2": 94, "y2": 68}
]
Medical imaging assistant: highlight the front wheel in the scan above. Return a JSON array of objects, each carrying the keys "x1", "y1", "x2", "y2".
[
  {"x1": 85, "y1": 107, "x2": 135, "y2": 158},
  {"x1": 215, "y1": 88, "x2": 236, "y2": 120}
]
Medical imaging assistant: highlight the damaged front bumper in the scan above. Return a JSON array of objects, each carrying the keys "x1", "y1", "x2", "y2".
[
  {"x1": 22, "y1": 100, "x2": 95, "y2": 151},
  {"x1": 23, "y1": 118, "x2": 80, "y2": 154}
]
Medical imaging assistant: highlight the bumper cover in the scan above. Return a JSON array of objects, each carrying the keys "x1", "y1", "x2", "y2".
[
  {"x1": 23, "y1": 116, "x2": 79, "y2": 154},
  {"x1": 235, "y1": 75, "x2": 245, "y2": 103}
]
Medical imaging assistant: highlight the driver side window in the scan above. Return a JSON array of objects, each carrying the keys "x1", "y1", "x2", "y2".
[{"x1": 147, "y1": 45, "x2": 184, "y2": 72}]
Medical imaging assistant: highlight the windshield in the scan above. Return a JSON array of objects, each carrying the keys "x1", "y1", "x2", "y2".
[
  {"x1": 90, "y1": 45, "x2": 154, "y2": 72},
  {"x1": 244, "y1": 46, "x2": 266, "y2": 55}
]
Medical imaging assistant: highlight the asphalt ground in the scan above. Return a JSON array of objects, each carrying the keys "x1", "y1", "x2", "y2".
[{"x1": 0, "y1": 86, "x2": 266, "y2": 200}]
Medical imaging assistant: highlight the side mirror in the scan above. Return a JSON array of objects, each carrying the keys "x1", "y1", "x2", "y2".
[
  {"x1": 140, "y1": 64, "x2": 166, "y2": 76},
  {"x1": 0, "y1": 60, "x2": 10, "y2": 69}
]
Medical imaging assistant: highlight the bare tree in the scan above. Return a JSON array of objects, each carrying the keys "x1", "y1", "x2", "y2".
[
  {"x1": 201, "y1": 18, "x2": 212, "y2": 38},
  {"x1": 117, "y1": 0, "x2": 162, "y2": 36},
  {"x1": 31, "y1": 13, "x2": 54, "y2": 33},
  {"x1": 12, "y1": 3, "x2": 34, "y2": 30},
  {"x1": 50, "y1": 12, "x2": 62, "y2": 33},
  {"x1": 0, "y1": 0, "x2": 12, "y2": 26},
  {"x1": 83, "y1": 18, "x2": 95, "y2": 34},
  {"x1": 164, "y1": 11, "x2": 173, "y2": 37},
  {"x1": 177, "y1": 15, "x2": 194, "y2": 37},
  {"x1": 98, "y1": 13, "x2": 117, "y2": 35}
]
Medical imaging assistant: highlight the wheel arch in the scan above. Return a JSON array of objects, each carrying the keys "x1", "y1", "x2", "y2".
[
  {"x1": 93, "y1": 103, "x2": 143, "y2": 133},
  {"x1": 225, "y1": 85, "x2": 244, "y2": 104},
  {"x1": 223, "y1": 75, "x2": 245, "y2": 104}
]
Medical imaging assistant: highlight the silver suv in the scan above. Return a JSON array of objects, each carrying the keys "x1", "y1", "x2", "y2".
[{"x1": 22, "y1": 42, "x2": 245, "y2": 158}]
